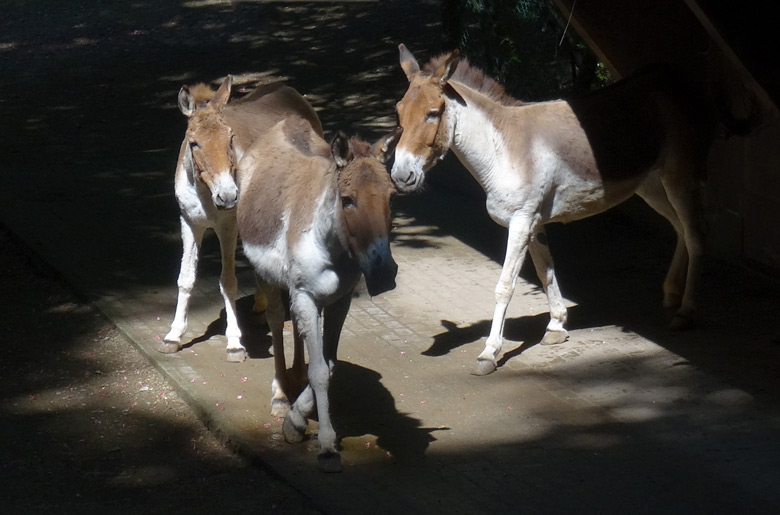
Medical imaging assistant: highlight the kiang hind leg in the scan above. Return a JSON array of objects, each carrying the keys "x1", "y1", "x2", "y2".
[
  {"x1": 636, "y1": 174, "x2": 688, "y2": 307},
  {"x1": 659, "y1": 165, "x2": 705, "y2": 329},
  {"x1": 253, "y1": 288, "x2": 268, "y2": 320},
  {"x1": 637, "y1": 168, "x2": 704, "y2": 328},
  {"x1": 258, "y1": 278, "x2": 290, "y2": 417},
  {"x1": 163, "y1": 217, "x2": 205, "y2": 353},
  {"x1": 529, "y1": 227, "x2": 569, "y2": 345}
]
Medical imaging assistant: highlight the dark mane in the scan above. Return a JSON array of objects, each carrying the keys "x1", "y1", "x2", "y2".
[
  {"x1": 423, "y1": 54, "x2": 524, "y2": 107},
  {"x1": 348, "y1": 137, "x2": 373, "y2": 158}
]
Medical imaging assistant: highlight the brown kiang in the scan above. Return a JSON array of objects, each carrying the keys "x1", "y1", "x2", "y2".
[
  {"x1": 392, "y1": 44, "x2": 713, "y2": 376},
  {"x1": 237, "y1": 93, "x2": 401, "y2": 473}
]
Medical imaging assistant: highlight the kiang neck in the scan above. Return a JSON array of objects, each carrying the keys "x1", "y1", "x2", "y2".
[{"x1": 447, "y1": 93, "x2": 502, "y2": 188}]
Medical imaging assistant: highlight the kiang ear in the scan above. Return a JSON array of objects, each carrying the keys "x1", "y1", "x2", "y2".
[
  {"x1": 434, "y1": 49, "x2": 460, "y2": 85},
  {"x1": 331, "y1": 131, "x2": 352, "y2": 168},
  {"x1": 211, "y1": 75, "x2": 233, "y2": 109},
  {"x1": 178, "y1": 85, "x2": 195, "y2": 117},
  {"x1": 371, "y1": 127, "x2": 403, "y2": 165},
  {"x1": 399, "y1": 43, "x2": 420, "y2": 81}
]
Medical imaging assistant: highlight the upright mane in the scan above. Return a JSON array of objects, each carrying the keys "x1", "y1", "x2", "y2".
[
  {"x1": 348, "y1": 137, "x2": 373, "y2": 158},
  {"x1": 188, "y1": 83, "x2": 218, "y2": 108},
  {"x1": 424, "y1": 54, "x2": 524, "y2": 107}
]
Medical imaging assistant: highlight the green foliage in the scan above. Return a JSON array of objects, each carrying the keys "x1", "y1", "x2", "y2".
[{"x1": 448, "y1": 0, "x2": 607, "y2": 100}]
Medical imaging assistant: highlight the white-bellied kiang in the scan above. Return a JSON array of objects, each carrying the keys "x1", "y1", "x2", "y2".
[
  {"x1": 391, "y1": 44, "x2": 722, "y2": 376},
  {"x1": 237, "y1": 108, "x2": 401, "y2": 472},
  {"x1": 164, "y1": 77, "x2": 321, "y2": 362}
]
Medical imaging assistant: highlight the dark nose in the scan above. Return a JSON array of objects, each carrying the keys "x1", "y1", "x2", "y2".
[{"x1": 365, "y1": 259, "x2": 398, "y2": 297}]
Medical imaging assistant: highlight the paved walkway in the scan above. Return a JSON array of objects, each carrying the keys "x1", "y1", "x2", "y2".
[{"x1": 3, "y1": 1, "x2": 780, "y2": 513}]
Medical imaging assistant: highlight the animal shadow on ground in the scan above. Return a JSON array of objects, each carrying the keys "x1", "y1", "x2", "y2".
[
  {"x1": 185, "y1": 296, "x2": 437, "y2": 462},
  {"x1": 422, "y1": 301, "x2": 639, "y2": 370},
  {"x1": 330, "y1": 361, "x2": 441, "y2": 464},
  {"x1": 423, "y1": 313, "x2": 548, "y2": 359},
  {"x1": 180, "y1": 295, "x2": 273, "y2": 359}
]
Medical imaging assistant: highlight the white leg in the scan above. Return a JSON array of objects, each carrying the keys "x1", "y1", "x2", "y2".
[
  {"x1": 215, "y1": 219, "x2": 245, "y2": 362},
  {"x1": 163, "y1": 217, "x2": 205, "y2": 353},
  {"x1": 290, "y1": 314, "x2": 307, "y2": 391},
  {"x1": 473, "y1": 215, "x2": 534, "y2": 376},
  {"x1": 528, "y1": 228, "x2": 569, "y2": 345},
  {"x1": 282, "y1": 383, "x2": 314, "y2": 441},
  {"x1": 283, "y1": 291, "x2": 341, "y2": 472}
]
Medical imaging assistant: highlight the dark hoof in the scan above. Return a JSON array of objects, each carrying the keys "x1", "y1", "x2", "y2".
[
  {"x1": 157, "y1": 340, "x2": 181, "y2": 354},
  {"x1": 318, "y1": 451, "x2": 342, "y2": 473},
  {"x1": 282, "y1": 414, "x2": 306, "y2": 443},
  {"x1": 472, "y1": 359, "x2": 497, "y2": 376},
  {"x1": 226, "y1": 348, "x2": 247, "y2": 363},
  {"x1": 670, "y1": 312, "x2": 696, "y2": 331},
  {"x1": 541, "y1": 329, "x2": 569, "y2": 345}
]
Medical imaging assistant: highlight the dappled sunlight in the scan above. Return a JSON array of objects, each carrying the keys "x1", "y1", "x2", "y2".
[{"x1": 3, "y1": 1, "x2": 780, "y2": 511}]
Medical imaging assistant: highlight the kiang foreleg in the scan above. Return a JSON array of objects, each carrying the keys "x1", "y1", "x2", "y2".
[
  {"x1": 214, "y1": 218, "x2": 245, "y2": 362},
  {"x1": 474, "y1": 213, "x2": 534, "y2": 376},
  {"x1": 163, "y1": 217, "x2": 206, "y2": 352}
]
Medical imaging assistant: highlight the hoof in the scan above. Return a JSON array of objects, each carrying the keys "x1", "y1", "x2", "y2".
[
  {"x1": 472, "y1": 358, "x2": 497, "y2": 376},
  {"x1": 541, "y1": 329, "x2": 569, "y2": 346},
  {"x1": 318, "y1": 451, "x2": 342, "y2": 473},
  {"x1": 670, "y1": 312, "x2": 696, "y2": 331},
  {"x1": 226, "y1": 347, "x2": 247, "y2": 363},
  {"x1": 282, "y1": 413, "x2": 307, "y2": 444},
  {"x1": 271, "y1": 398, "x2": 290, "y2": 418},
  {"x1": 157, "y1": 339, "x2": 181, "y2": 354}
]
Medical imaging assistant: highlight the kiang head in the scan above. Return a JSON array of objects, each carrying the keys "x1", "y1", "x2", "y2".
[
  {"x1": 331, "y1": 128, "x2": 403, "y2": 296},
  {"x1": 391, "y1": 44, "x2": 461, "y2": 193},
  {"x1": 178, "y1": 75, "x2": 238, "y2": 210}
]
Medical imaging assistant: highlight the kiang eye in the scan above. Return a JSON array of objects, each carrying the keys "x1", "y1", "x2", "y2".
[
  {"x1": 341, "y1": 196, "x2": 357, "y2": 209},
  {"x1": 425, "y1": 109, "x2": 441, "y2": 122}
]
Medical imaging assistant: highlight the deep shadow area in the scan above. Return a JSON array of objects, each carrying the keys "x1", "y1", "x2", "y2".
[
  {"x1": 330, "y1": 361, "x2": 438, "y2": 464},
  {"x1": 0, "y1": 226, "x2": 320, "y2": 514},
  {"x1": 0, "y1": 0, "x2": 443, "y2": 297}
]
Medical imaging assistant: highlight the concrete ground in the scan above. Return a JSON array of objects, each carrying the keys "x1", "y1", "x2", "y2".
[{"x1": 2, "y1": 1, "x2": 780, "y2": 513}]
